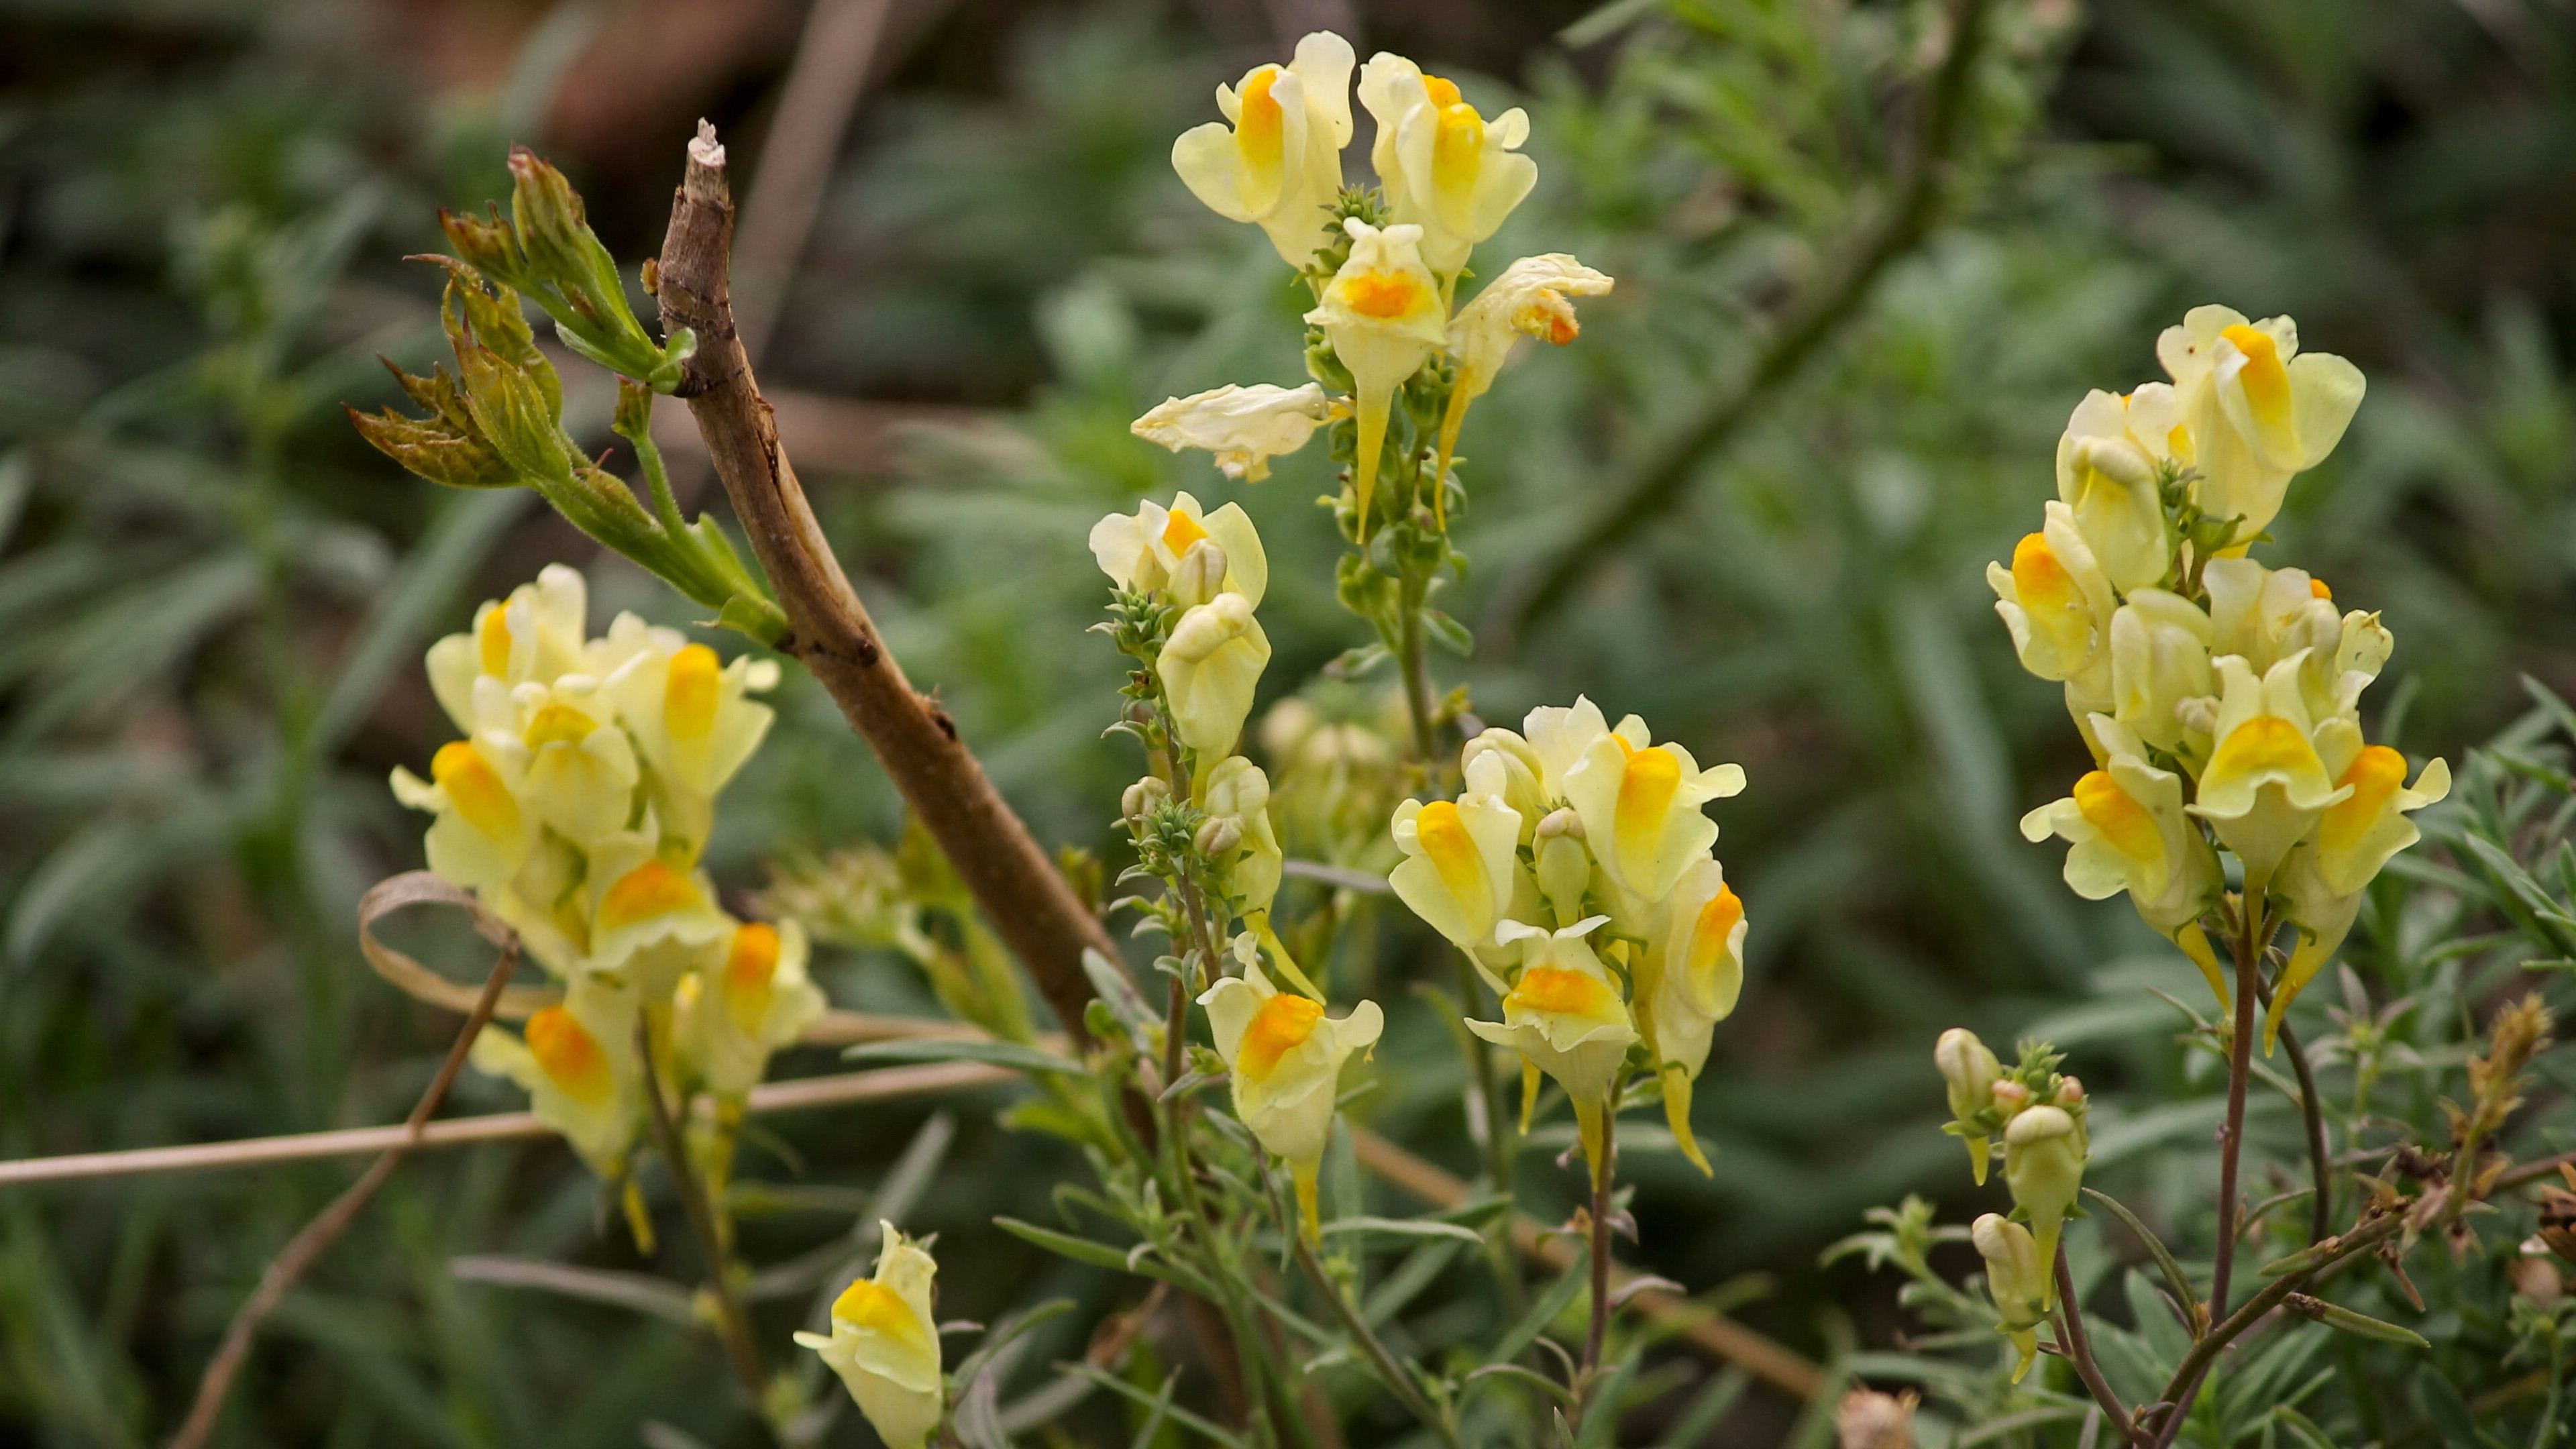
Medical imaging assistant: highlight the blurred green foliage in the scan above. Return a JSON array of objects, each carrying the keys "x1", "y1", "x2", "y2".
[{"x1": 5, "y1": 0, "x2": 2576, "y2": 1444}]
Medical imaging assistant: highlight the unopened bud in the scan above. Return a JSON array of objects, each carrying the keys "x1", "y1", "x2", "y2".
[
  {"x1": 2055, "y1": 1075, "x2": 2086, "y2": 1109},
  {"x1": 1970, "y1": 1212, "x2": 2045, "y2": 1383},
  {"x1": 1933, "y1": 1028, "x2": 2000, "y2": 1120},
  {"x1": 1536, "y1": 807, "x2": 1584, "y2": 841},
  {"x1": 2512, "y1": 1253, "x2": 2565, "y2": 1308},
  {"x1": 1194, "y1": 814, "x2": 1244, "y2": 859},
  {"x1": 1122, "y1": 777, "x2": 1169, "y2": 822},
  {"x1": 1171, "y1": 539, "x2": 1230, "y2": 608},
  {"x1": 2076, "y1": 435, "x2": 2155, "y2": 489},
  {"x1": 2004, "y1": 1105, "x2": 2086, "y2": 1297},
  {"x1": 1535, "y1": 830, "x2": 1591, "y2": 928},
  {"x1": 1990, "y1": 1079, "x2": 2033, "y2": 1116},
  {"x1": 1832, "y1": 1388, "x2": 1919, "y2": 1449}
]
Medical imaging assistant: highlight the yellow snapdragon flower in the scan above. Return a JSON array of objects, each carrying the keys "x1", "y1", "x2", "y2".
[
  {"x1": 1466, "y1": 916, "x2": 1639, "y2": 1179},
  {"x1": 2107, "y1": 587, "x2": 2215, "y2": 762},
  {"x1": 1356, "y1": 53, "x2": 1538, "y2": 276},
  {"x1": 2002, "y1": 1103, "x2": 2085, "y2": 1309},
  {"x1": 2057, "y1": 390, "x2": 2175, "y2": 594},
  {"x1": 2156, "y1": 306, "x2": 2365, "y2": 549},
  {"x1": 1434, "y1": 254, "x2": 1613, "y2": 515},
  {"x1": 1159, "y1": 592, "x2": 1271, "y2": 756},
  {"x1": 1389, "y1": 748, "x2": 1536, "y2": 955},
  {"x1": 470, "y1": 978, "x2": 643, "y2": 1177},
  {"x1": 488, "y1": 676, "x2": 641, "y2": 847},
  {"x1": 425, "y1": 563, "x2": 589, "y2": 733},
  {"x1": 1459, "y1": 726, "x2": 1549, "y2": 838},
  {"x1": 2188, "y1": 653, "x2": 2351, "y2": 892},
  {"x1": 1988, "y1": 500, "x2": 2118, "y2": 686},
  {"x1": 674, "y1": 920, "x2": 826, "y2": 1101},
  {"x1": 1130, "y1": 382, "x2": 1346, "y2": 483},
  {"x1": 1306, "y1": 218, "x2": 1446, "y2": 537},
  {"x1": 2262, "y1": 735, "x2": 2449, "y2": 1050},
  {"x1": 1557, "y1": 712, "x2": 1746, "y2": 904},
  {"x1": 794, "y1": 1226, "x2": 946, "y2": 1449},
  {"x1": 2021, "y1": 714, "x2": 2226, "y2": 1001},
  {"x1": 1635, "y1": 857, "x2": 1746, "y2": 1175},
  {"x1": 1089, "y1": 491, "x2": 1269, "y2": 606},
  {"x1": 602, "y1": 629, "x2": 779, "y2": 866},
  {"x1": 2202, "y1": 558, "x2": 2391, "y2": 724},
  {"x1": 390, "y1": 737, "x2": 534, "y2": 892},
  {"x1": 1199, "y1": 963, "x2": 1385, "y2": 1240},
  {"x1": 1935, "y1": 1028, "x2": 2002, "y2": 1184},
  {"x1": 1172, "y1": 32, "x2": 1355, "y2": 268},
  {"x1": 582, "y1": 828, "x2": 737, "y2": 996}
]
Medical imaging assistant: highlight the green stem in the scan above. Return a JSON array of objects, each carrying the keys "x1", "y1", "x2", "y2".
[
  {"x1": 1396, "y1": 574, "x2": 1438, "y2": 767},
  {"x1": 629, "y1": 410, "x2": 690, "y2": 541},
  {"x1": 634, "y1": 1020, "x2": 767, "y2": 1405},
  {"x1": 1581, "y1": 1097, "x2": 1618, "y2": 1387},
  {"x1": 1275, "y1": 1169, "x2": 1464, "y2": 1449},
  {"x1": 2148, "y1": 1214, "x2": 2405, "y2": 1446}
]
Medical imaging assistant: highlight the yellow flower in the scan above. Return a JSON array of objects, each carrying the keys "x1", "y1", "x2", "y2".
[
  {"x1": 2156, "y1": 305, "x2": 2365, "y2": 549},
  {"x1": 1935, "y1": 1028, "x2": 2002, "y2": 1184},
  {"x1": 1634, "y1": 858, "x2": 1745, "y2": 1176},
  {"x1": 478, "y1": 677, "x2": 639, "y2": 848},
  {"x1": 2057, "y1": 390, "x2": 2174, "y2": 593},
  {"x1": 470, "y1": 978, "x2": 643, "y2": 1176},
  {"x1": 2021, "y1": 714, "x2": 2226, "y2": 1002},
  {"x1": 793, "y1": 1226, "x2": 945, "y2": 1449},
  {"x1": 1558, "y1": 713, "x2": 1746, "y2": 904},
  {"x1": 1971, "y1": 1213, "x2": 2047, "y2": 1383},
  {"x1": 1199, "y1": 755, "x2": 1285, "y2": 913},
  {"x1": 2189, "y1": 653, "x2": 2351, "y2": 892},
  {"x1": 1465, "y1": 917, "x2": 1639, "y2": 1179},
  {"x1": 1988, "y1": 500, "x2": 2118, "y2": 684},
  {"x1": 1434, "y1": 254, "x2": 1613, "y2": 512},
  {"x1": 1199, "y1": 963, "x2": 1385, "y2": 1239},
  {"x1": 2202, "y1": 557, "x2": 2391, "y2": 723},
  {"x1": 390, "y1": 737, "x2": 534, "y2": 892},
  {"x1": 1389, "y1": 748, "x2": 1535, "y2": 953},
  {"x1": 2002, "y1": 1104, "x2": 2085, "y2": 1309},
  {"x1": 583, "y1": 830, "x2": 737, "y2": 997},
  {"x1": 1088, "y1": 490, "x2": 1269, "y2": 606},
  {"x1": 674, "y1": 920, "x2": 826, "y2": 1100},
  {"x1": 425, "y1": 564, "x2": 590, "y2": 733},
  {"x1": 1159, "y1": 592, "x2": 1272, "y2": 756},
  {"x1": 2107, "y1": 588, "x2": 2215, "y2": 762},
  {"x1": 1356, "y1": 52, "x2": 1539, "y2": 276},
  {"x1": 602, "y1": 633, "x2": 779, "y2": 866},
  {"x1": 1171, "y1": 32, "x2": 1355, "y2": 267},
  {"x1": 1131, "y1": 383, "x2": 1347, "y2": 483},
  {"x1": 2261, "y1": 735, "x2": 2449, "y2": 1051},
  {"x1": 1305, "y1": 218, "x2": 1446, "y2": 537},
  {"x1": 1521, "y1": 696, "x2": 1614, "y2": 798}
]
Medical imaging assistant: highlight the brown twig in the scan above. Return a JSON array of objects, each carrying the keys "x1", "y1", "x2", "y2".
[
  {"x1": 166, "y1": 876, "x2": 521, "y2": 1449},
  {"x1": 1501, "y1": 0, "x2": 1994, "y2": 635},
  {"x1": 2052, "y1": 1243, "x2": 2147, "y2": 1448},
  {"x1": 655, "y1": 123, "x2": 1113, "y2": 1048}
]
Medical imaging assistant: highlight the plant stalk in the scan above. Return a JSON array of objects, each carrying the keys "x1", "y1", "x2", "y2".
[
  {"x1": 635, "y1": 1019, "x2": 768, "y2": 1402},
  {"x1": 1582, "y1": 1101, "x2": 1619, "y2": 1383},
  {"x1": 1279, "y1": 1173, "x2": 1464, "y2": 1449},
  {"x1": 2053, "y1": 1244, "x2": 2147, "y2": 1448}
]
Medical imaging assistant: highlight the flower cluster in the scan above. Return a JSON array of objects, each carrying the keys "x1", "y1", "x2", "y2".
[
  {"x1": 1391, "y1": 698, "x2": 1748, "y2": 1176},
  {"x1": 1933, "y1": 1030, "x2": 2090, "y2": 1380},
  {"x1": 1995, "y1": 306, "x2": 2448, "y2": 1046},
  {"x1": 390, "y1": 566, "x2": 822, "y2": 1182},
  {"x1": 1138, "y1": 31, "x2": 1611, "y2": 544},
  {"x1": 1091, "y1": 492, "x2": 1383, "y2": 1238}
]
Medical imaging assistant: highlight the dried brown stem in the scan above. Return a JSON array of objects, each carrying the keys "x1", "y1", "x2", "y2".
[
  {"x1": 655, "y1": 123, "x2": 1112, "y2": 1048},
  {"x1": 166, "y1": 877, "x2": 521, "y2": 1449}
]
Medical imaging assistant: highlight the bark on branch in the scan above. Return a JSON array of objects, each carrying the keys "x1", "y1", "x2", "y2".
[{"x1": 655, "y1": 122, "x2": 1110, "y2": 1047}]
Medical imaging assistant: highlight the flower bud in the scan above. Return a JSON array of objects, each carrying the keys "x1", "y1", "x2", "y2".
[
  {"x1": 1935, "y1": 1028, "x2": 2002, "y2": 1185},
  {"x1": 1123, "y1": 776, "x2": 1170, "y2": 823},
  {"x1": 1171, "y1": 538, "x2": 1231, "y2": 608},
  {"x1": 1990, "y1": 1079, "x2": 2033, "y2": 1117},
  {"x1": 1534, "y1": 810, "x2": 1591, "y2": 928},
  {"x1": 2004, "y1": 1104, "x2": 2086, "y2": 1308},
  {"x1": 2055, "y1": 1075, "x2": 2086, "y2": 1109},
  {"x1": 1195, "y1": 813, "x2": 1245, "y2": 860},
  {"x1": 1971, "y1": 1212, "x2": 2046, "y2": 1383}
]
